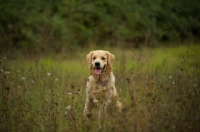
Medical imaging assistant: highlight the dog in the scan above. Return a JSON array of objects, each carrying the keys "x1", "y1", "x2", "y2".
[{"x1": 83, "y1": 50, "x2": 122, "y2": 118}]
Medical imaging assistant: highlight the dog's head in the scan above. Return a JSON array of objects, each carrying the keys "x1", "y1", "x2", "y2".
[{"x1": 86, "y1": 50, "x2": 115, "y2": 75}]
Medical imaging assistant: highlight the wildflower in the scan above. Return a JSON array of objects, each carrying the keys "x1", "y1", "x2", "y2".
[
  {"x1": 93, "y1": 99, "x2": 98, "y2": 103},
  {"x1": 67, "y1": 92, "x2": 72, "y2": 95},
  {"x1": 169, "y1": 76, "x2": 172, "y2": 79},
  {"x1": 172, "y1": 81, "x2": 176, "y2": 85},
  {"x1": 0, "y1": 69, "x2": 3, "y2": 72},
  {"x1": 66, "y1": 105, "x2": 71, "y2": 111},
  {"x1": 54, "y1": 78, "x2": 59, "y2": 82},
  {"x1": 18, "y1": 86, "x2": 21, "y2": 88},
  {"x1": 4, "y1": 71, "x2": 10, "y2": 74},
  {"x1": 21, "y1": 77, "x2": 26, "y2": 80},
  {"x1": 65, "y1": 105, "x2": 72, "y2": 115},
  {"x1": 47, "y1": 73, "x2": 51, "y2": 76},
  {"x1": 12, "y1": 60, "x2": 17, "y2": 63},
  {"x1": 31, "y1": 80, "x2": 35, "y2": 83}
]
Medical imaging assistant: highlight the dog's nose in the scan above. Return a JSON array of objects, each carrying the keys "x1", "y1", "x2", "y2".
[{"x1": 95, "y1": 62, "x2": 100, "y2": 67}]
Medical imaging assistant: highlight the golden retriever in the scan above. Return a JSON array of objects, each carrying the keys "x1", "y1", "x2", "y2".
[{"x1": 83, "y1": 50, "x2": 122, "y2": 118}]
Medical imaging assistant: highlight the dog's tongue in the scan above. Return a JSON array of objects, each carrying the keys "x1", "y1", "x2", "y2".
[{"x1": 94, "y1": 68, "x2": 102, "y2": 75}]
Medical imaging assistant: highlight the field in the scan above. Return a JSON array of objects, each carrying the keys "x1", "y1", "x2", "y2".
[{"x1": 0, "y1": 44, "x2": 200, "y2": 132}]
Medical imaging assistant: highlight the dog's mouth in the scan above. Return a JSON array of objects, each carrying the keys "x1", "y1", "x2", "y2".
[{"x1": 94, "y1": 65, "x2": 106, "y2": 75}]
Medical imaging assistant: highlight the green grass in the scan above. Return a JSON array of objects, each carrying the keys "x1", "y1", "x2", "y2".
[{"x1": 0, "y1": 44, "x2": 200, "y2": 132}]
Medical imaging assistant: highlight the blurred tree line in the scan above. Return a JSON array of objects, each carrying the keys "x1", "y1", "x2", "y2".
[{"x1": 0, "y1": 0, "x2": 200, "y2": 51}]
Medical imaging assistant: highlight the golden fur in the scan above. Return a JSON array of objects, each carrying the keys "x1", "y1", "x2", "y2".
[{"x1": 83, "y1": 50, "x2": 122, "y2": 118}]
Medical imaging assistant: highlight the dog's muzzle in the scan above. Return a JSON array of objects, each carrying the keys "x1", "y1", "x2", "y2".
[{"x1": 94, "y1": 62, "x2": 106, "y2": 75}]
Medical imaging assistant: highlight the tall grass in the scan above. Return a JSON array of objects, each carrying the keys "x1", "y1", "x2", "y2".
[{"x1": 0, "y1": 44, "x2": 200, "y2": 132}]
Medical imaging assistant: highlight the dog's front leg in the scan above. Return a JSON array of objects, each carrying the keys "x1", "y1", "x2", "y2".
[
  {"x1": 98, "y1": 101, "x2": 108, "y2": 119},
  {"x1": 84, "y1": 96, "x2": 94, "y2": 118}
]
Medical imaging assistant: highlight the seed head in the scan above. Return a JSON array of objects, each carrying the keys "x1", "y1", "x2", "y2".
[
  {"x1": 54, "y1": 78, "x2": 59, "y2": 82},
  {"x1": 93, "y1": 99, "x2": 98, "y2": 103},
  {"x1": 66, "y1": 105, "x2": 71, "y2": 111},
  {"x1": 4, "y1": 71, "x2": 10, "y2": 74},
  {"x1": 21, "y1": 77, "x2": 26, "y2": 80}
]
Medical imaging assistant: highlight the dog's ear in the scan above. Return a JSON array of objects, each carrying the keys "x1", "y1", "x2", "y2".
[
  {"x1": 86, "y1": 51, "x2": 93, "y2": 64},
  {"x1": 105, "y1": 51, "x2": 115, "y2": 75},
  {"x1": 106, "y1": 51, "x2": 115, "y2": 66},
  {"x1": 86, "y1": 51, "x2": 93, "y2": 74}
]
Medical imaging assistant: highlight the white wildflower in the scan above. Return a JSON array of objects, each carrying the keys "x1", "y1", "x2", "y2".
[
  {"x1": 47, "y1": 73, "x2": 51, "y2": 76},
  {"x1": 18, "y1": 86, "x2": 21, "y2": 88},
  {"x1": 169, "y1": 76, "x2": 172, "y2": 79},
  {"x1": 12, "y1": 60, "x2": 17, "y2": 63},
  {"x1": 54, "y1": 78, "x2": 59, "y2": 82},
  {"x1": 172, "y1": 81, "x2": 175, "y2": 85},
  {"x1": 31, "y1": 80, "x2": 35, "y2": 83},
  {"x1": 4, "y1": 71, "x2": 10, "y2": 74},
  {"x1": 21, "y1": 77, "x2": 26, "y2": 80},
  {"x1": 67, "y1": 92, "x2": 72, "y2": 95},
  {"x1": 0, "y1": 69, "x2": 3, "y2": 72},
  {"x1": 93, "y1": 99, "x2": 98, "y2": 103},
  {"x1": 66, "y1": 105, "x2": 71, "y2": 111}
]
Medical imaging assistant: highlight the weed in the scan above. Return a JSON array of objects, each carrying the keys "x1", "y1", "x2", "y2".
[{"x1": 0, "y1": 45, "x2": 200, "y2": 132}]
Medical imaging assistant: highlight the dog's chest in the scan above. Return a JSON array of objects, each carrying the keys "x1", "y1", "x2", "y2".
[
  {"x1": 89, "y1": 80, "x2": 112, "y2": 96},
  {"x1": 92, "y1": 82, "x2": 113, "y2": 101},
  {"x1": 96, "y1": 80, "x2": 108, "y2": 90},
  {"x1": 91, "y1": 82, "x2": 108, "y2": 94}
]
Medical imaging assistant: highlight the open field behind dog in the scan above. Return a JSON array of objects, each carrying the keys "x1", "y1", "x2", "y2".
[{"x1": 0, "y1": 44, "x2": 200, "y2": 132}]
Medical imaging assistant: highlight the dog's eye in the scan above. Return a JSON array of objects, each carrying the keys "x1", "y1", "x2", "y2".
[
  {"x1": 93, "y1": 57, "x2": 96, "y2": 60},
  {"x1": 102, "y1": 57, "x2": 105, "y2": 60}
]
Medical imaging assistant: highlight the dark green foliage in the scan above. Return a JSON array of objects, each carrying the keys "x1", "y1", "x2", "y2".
[{"x1": 0, "y1": 0, "x2": 200, "y2": 50}]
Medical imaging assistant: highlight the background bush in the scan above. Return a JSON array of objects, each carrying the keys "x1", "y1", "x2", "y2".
[{"x1": 0, "y1": 0, "x2": 200, "y2": 51}]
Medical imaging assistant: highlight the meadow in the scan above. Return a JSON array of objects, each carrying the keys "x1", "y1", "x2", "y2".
[{"x1": 0, "y1": 44, "x2": 200, "y2": 132}]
